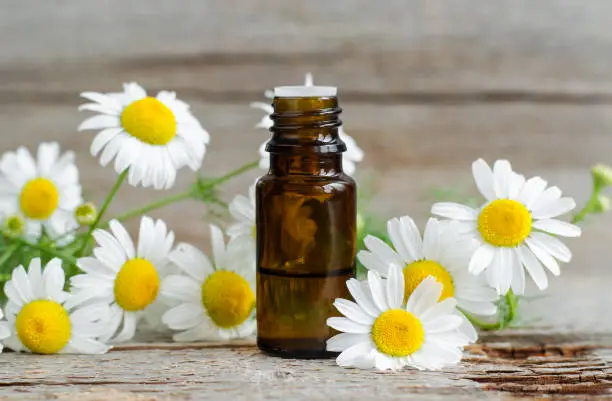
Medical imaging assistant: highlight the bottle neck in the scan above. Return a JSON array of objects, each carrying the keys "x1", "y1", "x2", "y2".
[
  {"x1": 266, "y1": 95, "x2": 345, "y2": 177},
  {"x1": 270, "y1": 153, "x2": 343, "y2": 176}
]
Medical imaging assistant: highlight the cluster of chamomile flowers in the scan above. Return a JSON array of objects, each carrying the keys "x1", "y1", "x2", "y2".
[
  {"x1": 0, "y1": 76, "x2": 363, "y2": 358},
  {"x1": 325, "y1": 158, "x2": 583, "y2": 370},
  {"x1": 0, "y1": 76, "x2": 593, "y2": 374}
]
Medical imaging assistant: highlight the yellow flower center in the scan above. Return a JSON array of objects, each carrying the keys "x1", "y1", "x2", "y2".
[
  {"x1": 114, "y1": 258, "x2": 160, "y2": 311},
  {"x1": 371, "y1": 309, "x2": 424, "y2": 357},
  {"x1": 19, "y1": 178, "x2": 59, "y2": 219},
  {"x1": 120, "y1": 97, "x2": 177, "y2": 145},
  {"x1": 403, "y1": 260, "x2": 454, "y2": 303},
  {"x1": 478, "y1": 199, "x2": 532, "y2": 247},
  {"x1": 16, "y1": 300, "x2": 71, "y2": 354},
  {"x1": 201, "y1": 270, "x2": 255, "y2": 328}
]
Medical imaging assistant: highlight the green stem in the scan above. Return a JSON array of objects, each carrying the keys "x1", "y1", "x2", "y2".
[
  {"x1": 77, "y1": 170, "x2": 128, "y2": 255},
  {"x1": 111, "y1": 160, "x2": 258, "y2": 224},
  {"x1": 571, "y1": 187, "x2": 600, "y2": 224},
  {"x1": 0, "y1": 242, "x2": 20, "y2": 270},
  {"x1": 462, "y1": 289, "x2": 518, "y2": 331},
  {"x1": 14, "y1": 238, "x2": 78, "y2": 266}
]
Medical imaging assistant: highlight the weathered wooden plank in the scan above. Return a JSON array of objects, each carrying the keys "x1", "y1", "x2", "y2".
[
  {"x1": 0, "y1": 332, "x2": 609, "y2": 400},
  {"x1": 2, "y1": 1, "x2": 612, "y2": 95}
]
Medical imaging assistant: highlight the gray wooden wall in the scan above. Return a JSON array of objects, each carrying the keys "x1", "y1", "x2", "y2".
[{"x1": 0, "y1": 1, "x2": 611, "y2": 331}]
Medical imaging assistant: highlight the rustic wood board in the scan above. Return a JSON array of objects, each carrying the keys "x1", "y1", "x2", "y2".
[
  {"x1": 0, "y1": 332, "x2": 610, "y2": 400},
  {"x1": 1, "y1": 0, "x2": 612, "y2": 399}
]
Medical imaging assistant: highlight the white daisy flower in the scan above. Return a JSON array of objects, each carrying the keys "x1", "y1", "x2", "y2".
[
  {"x1": 2, "y1": 258, "x2": 110, "y2": 354},
  {"x1": 432, "y1": 159, "x2": 581, "y2": 295},
  {"x1": 78, "y1": 82, "x2": 210, "y2": 190},
  {"x1": 69, "y1": 216, "x2": 175, "y2": 343},
  {"x1": 227, "y1": 182, "x2": 256, "y2": 257},
  {"x1": 358, "y1": 216, "x2": 498, "y2": 343},
  {"x1": 251, "y1": 73, "x2": 364, "y2": 174},
  {"x1": 0, "y1": 142, "x2": 82, "y2": 244},
  {"x1": 161, "y1": 225, "x2": 256, "y2": 341},
  {"x1": 327, "y1": 268, "x2": 469, "y2": 371}
]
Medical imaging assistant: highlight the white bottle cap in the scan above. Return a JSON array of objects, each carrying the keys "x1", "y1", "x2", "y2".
[{"x1": 274, "y1": 85, "x2": 337, "y2": 97}]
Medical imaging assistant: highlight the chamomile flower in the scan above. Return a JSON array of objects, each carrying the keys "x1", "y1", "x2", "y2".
[
  {"x1": 161, "y1": 225, "x2": 256, "y2": 341},
  {"x1": 327, "y1": 268, "x2": 468, "y2": 371},
  {"x1": 2, "y1": 258, "x2": 110, "y2": 354},
  {"x1": 358, "y1": 216, "x2": 498, "y2": 342},
  {"x1": 0, "y1": 142, "x2": 82, "y2": 244},
  {"x1": 78, "y1": 82, "x2": 210, "y2": 190},
  {"x1": 69, "y1": 216, "x2": 175, "y2": 343},
  {"x1": 432, "y1": 159, "x2": 581, "y2": 294},
  {"x1": 251, "y1": 73, "x2": 364, "y2": 174},
  {"x1": 227, "y1": 182, "x2": 256, "y2": 258}
]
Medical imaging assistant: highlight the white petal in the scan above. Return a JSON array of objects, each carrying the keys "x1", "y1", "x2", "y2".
[
  {"x1": 529, "y1": 232, "x2": 571, "y2": 263},
  {"x1": 533, "y1": 219, "x2": 581, "y2": 237},
  {"x1": 423, "y1": 315, "x2": 463, "y2": 334},
  {"x1": 363, "y1": 235, "x2": 403, "y2": 268},
  {"x1": 333, "y1": 299, "x2": 375, "y2": 325},
  {"x1": 526, "y1": 238, "x2": 560, "y2": 276},
  {"x1": 162, "y1": 303, "x2": 204, "y2": 330},
  {"x1": 27, "y1": 258, "x2": 44, "y2": 298},
  {"x1": 469, "y1": 244, "x2": 495, "y2": 275},
  {"x1": 210, "y1": 224, "x2": 227, "y2": 268},
  {"x1": 136, "y1": 216, "x2": 156, "y2": 259},
  {"x1": 113, "y1": 312, "x2": 138, "y2": 343},
  {"x1": 422, "y1": 218, "x2": 441, "y2": 261},
  {"x1": 78, "y1": 115, "x2": 120, "y2": 131},
  {"x1": 336, "y1": 341, "x2": 375, "y2": 368},
  {"x1": 108, "y1": 220, "x2": 136, "y2": 260},
  {"x1": 406, "y1": 276, "x2": 442, "y2": 317},
  {"x1": 173, "y1": 320, "x2": 217, "y2": 342},
  {"x1": 472, "y1": 159, "x2": 496, "y2": 201},
  {"x1": 43, "y1": 260, "x2": 66, "y2": 301},
  {"x1": 357, "y1": 250, "x2": 391, "y2": 276},
  {"x1": 387, "y1": 216, "x2": 420, "y2": 262},
  {"x1": 346, "y1": 278, "x2": 380, "y2": 317},
  {"x1": 492, "y1": 159, "x2": 513, "y2": 198},
  {"x1": 431, "y1": 203, "x2": 477, "y2": 221},
  {"x1": 531, "y1": 198, "x2": 576, "y2": 219},
  {"x1": 161, "y1": 275, "x2": 201, "y2": 303},
  {"x1": 517, "y1": 176, "x2": 547, "y2": 208},
  {"x1": 420, "y1": 297, "x2": 457, "y2": 321},
  {"x1": 80, "y1": 92, "x2": 122, "y2": 111},
  {"x1": 530, "y1": 186, "x2": 562, "y2": 212},
  {"x1": 385, "y1": 264, "x2": 404, "y2": 310},
  {"x1": 64, "y1": 336, "x2": 110, "y2": 355},
  {"x1": 510, "y1": 248, "x2": 526, "y2": 295},
  {"x1": 327, "y1": 332, "x2": 369, "y2": 352},
  {"x1": 518, "y1": 245, "x2": 548, "y2": 290},
  {"x1": 367, "y1": 271, "x2": 389, "y2": 312},
  {"x1": 93, "y1": 228, "x2": 128, "y2": 262},
  {"x1": 169, "y1": 242, "x2": 213, "y2": 282},
  {"x1": 326, "y1": 317, "x2": 371, "y2": 334}
]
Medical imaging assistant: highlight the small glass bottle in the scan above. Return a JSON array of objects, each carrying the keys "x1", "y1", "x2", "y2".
[{"x1": 256, "y1": 85, "x2": 357, "y2": 359}]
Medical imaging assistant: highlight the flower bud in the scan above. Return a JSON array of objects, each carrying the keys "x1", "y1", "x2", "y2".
[
  {"x1": 592, "y1": 194, "x2": 611, "y2": 214},
  {"x1": 75, "y1": 202, "x2": 97, "y2": 226},
  {"x1": 2, "y1": 215, "x2": 25, "y2": 238},
  {"x1": 592, "y1": 164, "x2": 612, "y2": 189}
]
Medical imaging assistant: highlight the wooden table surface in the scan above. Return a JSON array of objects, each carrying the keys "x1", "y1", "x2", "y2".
[{"x1": 0, "y1": 1, "x2": 611, "y2": 399}]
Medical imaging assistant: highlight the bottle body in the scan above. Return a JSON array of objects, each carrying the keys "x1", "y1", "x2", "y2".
[{"x1": 256, "y1": 93, "x2": 357, "y2": 358}]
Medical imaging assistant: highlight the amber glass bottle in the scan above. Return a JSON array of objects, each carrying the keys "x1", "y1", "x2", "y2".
[{"x1": 256, "y1": 86, "x2": 357, "y2": 359}]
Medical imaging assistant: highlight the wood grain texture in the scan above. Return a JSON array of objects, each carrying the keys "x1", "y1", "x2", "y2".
[
  {"x1": 1, "y1": 1, "x2": 612, "y2": 399},
  {"x1": 0, "y1": 333, "x2": 609, "y2": 400}
]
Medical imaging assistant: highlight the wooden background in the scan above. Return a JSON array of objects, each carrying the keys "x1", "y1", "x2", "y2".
[{"x1": 0, "y1": 1, "x2": 611, "y2": 399}]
